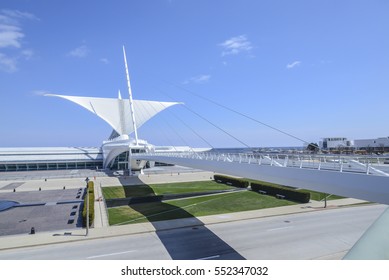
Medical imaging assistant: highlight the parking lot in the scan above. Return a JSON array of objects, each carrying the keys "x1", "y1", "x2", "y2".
[{"x1": 0, "y1": 188, "x2": 85, "y2": 236}]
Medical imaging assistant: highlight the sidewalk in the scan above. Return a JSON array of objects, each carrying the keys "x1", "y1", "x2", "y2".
[
  {"x1": 0, "y1": 197, "x2": 370, "y2": 251},
  {"x1": 0, "y1": 171, "x2": 214, "y2": 193}
]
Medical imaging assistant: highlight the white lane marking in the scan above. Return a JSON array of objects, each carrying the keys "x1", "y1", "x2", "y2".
[
  {"x1": 197, "y1": 255, "x2": 220, "y2": 260},
  {"x1": 86, "y1": 250, "x2": 136, "y2": 259},
  {"x1": 267, "y1": 226, "x2": 293, "y2": 232}
]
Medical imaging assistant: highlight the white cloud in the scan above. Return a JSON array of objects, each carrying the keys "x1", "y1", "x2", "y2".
[
  {"x1": 193, "y1": 74, "x2": 211, "y2": 83},
  {"x1": 183, "y1": 74, "x2": 211, "y2": 84},
  {"x1": 0, "y1": 9, "x2": 38, "y2": 48},
  {"x1": 0, "y1": 52, "x2": 17, "y2": 72},
  {"x1": 21, "y1": 49, "x2": 34, "y2": 60},
  {"x1": 0, "y1": 24, "x2": 24, "y2": 48},
  {"x1": 1, "y1": 10, "x2": 38, "y2": 21},
  {"x1": 0, "y1": 10, "x2": 37, "y2": 72},
  {"x1": 286, "y1": 60, "x2": 301, "y2": 69},
  {"x1": 68, "y1": 45, "x2": 89, "y2": 58},
  {"x1": 100, "y1": 58, "x2": 109, "y2": 64},
  {"x1": 219, "y1": 35, "x2": 253, "y2": 56},
  {"x1": 32, "y1": 89, "x2": 51, "y2": 96}
]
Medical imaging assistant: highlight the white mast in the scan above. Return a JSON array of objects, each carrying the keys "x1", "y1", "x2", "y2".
[{"x1": 122, "y1": 45, "x2": 139, "y2": 145}]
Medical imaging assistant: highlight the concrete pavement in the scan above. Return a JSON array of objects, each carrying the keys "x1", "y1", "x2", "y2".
[
  {"x1": 0, "y1": 170, "x2": 214, "y2": 192},
  {"x1": 0, "y1": 194, "x2": 372, "y2": 251},
  {"x1": 0, "y1": 169, "x2": 377, "y2": 252}
]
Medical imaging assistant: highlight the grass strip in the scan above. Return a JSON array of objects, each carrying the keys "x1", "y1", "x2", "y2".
[
  {"x1": 108, "y1": 191, "x2": 296, "y2": 225},
  {"x1": 102, "y1": 180, "x2": 235, "y2": 199}
]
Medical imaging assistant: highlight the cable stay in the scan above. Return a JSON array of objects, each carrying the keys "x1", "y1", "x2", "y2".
[
  {"x1": 158, "y1": 90, "x2": 251, "y2": 149},
  {"x1": 159, "y1": 102, "x2": 215, "y2": 149},
  {"x1": 129, "y1": 66, "x2": 308, "y2": 148},
  {"x1": 182, "y1": 104, "x2": 251, "y2": 149},
  {"x1": 145, "y1": 100, "x2": 193, "y2": 152},
  {"x1": 162, "y1": 80, "x2": 310, "y2": 145},
  {"x1": 158, "y1": 90, "x2": 250, "y2": 148},
  {"x1": 157, "y1": 112, "x2": 193, "y2": 150}
]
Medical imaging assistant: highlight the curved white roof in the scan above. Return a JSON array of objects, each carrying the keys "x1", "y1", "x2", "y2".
[
  {"x1": 0, "y1": 147, "x2": 102, "y2": 163},
  {"x1": 45, "y1": 94, "x2": 180, "y2": 136}
]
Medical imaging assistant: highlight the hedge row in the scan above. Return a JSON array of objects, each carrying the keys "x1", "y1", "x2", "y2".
[
  {"x1": 214, "y1": 174, "x2": 249, "y2": 188},
  {"x1": 214, "y1": 174, "x2": 310, "y2": 203},
  {"x1": 82, "y1": 181, "x2": 95, "y2": 227},
  {"x1": 251, "y1": 182, "x2": 310, "y2": 203}
]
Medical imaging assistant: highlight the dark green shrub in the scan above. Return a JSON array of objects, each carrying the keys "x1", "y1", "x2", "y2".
[
  {"x1": 82, "y1": 181, "x2": 95, "y2": 227},
  {"x1": 214, "y1": 174, "x2": 249, "y2": 188},
  {"x1": 251, "y1": 181, "x2": 310, "y2": 203}
]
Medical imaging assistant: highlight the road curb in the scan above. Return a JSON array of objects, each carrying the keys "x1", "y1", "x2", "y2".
[{"x1": 0, "y1": 201, "x2": 374, "y2": 252}]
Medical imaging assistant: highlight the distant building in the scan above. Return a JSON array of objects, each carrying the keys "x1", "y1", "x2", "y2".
[
  {"x1": 354, "y1": 137, "x2": 389, "y2": 150},
  {"x1": 319, "y1": 137, "x2": 354, "y2": 150},
  {"x1": 319, "y1": 136, "x2": 389, "y2": 153}
]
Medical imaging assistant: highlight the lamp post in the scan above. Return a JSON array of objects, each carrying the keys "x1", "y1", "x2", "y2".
[{"x1": 85, "y1": 177, "x2": 90, "y2": 236}]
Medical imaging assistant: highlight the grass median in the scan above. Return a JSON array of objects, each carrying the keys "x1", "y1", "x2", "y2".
[
  {"x1": 107, "y1": 190, "x2": 296, "y2": 225},
  {"x1": 102, "y1": 180, "x2": 236, "y2": 200},
  {"x1": 104, "y1": 179, "x2": 343, "y2": 226}
]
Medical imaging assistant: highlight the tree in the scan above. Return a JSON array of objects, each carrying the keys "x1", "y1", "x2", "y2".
[{"x1": 306, "y1": 143, "x2": 320, "y2": 153}]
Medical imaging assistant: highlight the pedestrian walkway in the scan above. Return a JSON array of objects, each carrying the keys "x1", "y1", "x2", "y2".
[
  {"x1": 0, "y1": 197, "x2": 371, "y2": 251},
  {"x1": 93, "y1": 181, "x2": 109, "y2": 228}
]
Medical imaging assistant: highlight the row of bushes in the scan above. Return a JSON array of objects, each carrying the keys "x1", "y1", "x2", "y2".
[
  {"x1": 214, "y1": 174, "x2": 310, "y2": 203},
  {"x1": 82, "y1": 180, "x2": 95, "y2": 227},
  {"x1": 251, "y1": 181, "x2": 310, "y2": 203},
  {"x1": 214, "y1": 174, "x2": 249, "y2": 188}
]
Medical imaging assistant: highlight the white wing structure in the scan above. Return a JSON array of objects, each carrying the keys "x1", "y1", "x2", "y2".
[
  {"x1": 45, "y1": 47, "x2": 185, "y2": 170},
  {"x1": 45, "y1": 93, "x2": 181, "y2": 169},
  {"x1": 45, "y1": 94, "x2": 180, "y2": 136}
]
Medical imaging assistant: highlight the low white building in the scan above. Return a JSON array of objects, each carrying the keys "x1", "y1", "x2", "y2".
[
  {"x1": 319, "y1": 137, "x2": 354, "y2": 150},
  {"x1": 319, "y1": 136, "x2": 389, "y2": 152},
  {"x1": 354, "y1": 137, "x2": 389, "y2": 149}
]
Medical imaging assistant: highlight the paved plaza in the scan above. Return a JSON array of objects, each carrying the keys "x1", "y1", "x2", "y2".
[
  {"x1": 0, "y1": 168, "x2": 376, "y2": 260},
  {"x1": 0, "y1": 188, "x2": 84, "y2": 236}
]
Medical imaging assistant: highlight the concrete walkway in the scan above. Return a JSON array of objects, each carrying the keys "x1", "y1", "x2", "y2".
[
  {"x1": 0, "y1": 196, "x2": 371, "y2": 251},
  {"x1": 0, "y1": 170, "x2": 376, "y2": 252},
  {"x1": 0, "y1": 170, "x2": 214, "y2": 193}
]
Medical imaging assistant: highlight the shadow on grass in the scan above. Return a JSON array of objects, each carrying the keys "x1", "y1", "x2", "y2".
[
  {"x1": 123, "y1": 184, "x2": 155, "y2": 198},
  {"x1": 114, "y1": 176, "x2": 245, "y2": 260}
]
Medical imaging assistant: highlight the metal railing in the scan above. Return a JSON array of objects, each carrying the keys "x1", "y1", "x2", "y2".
[{"x1": 137, "y1": 151, "x2": 389, "y2": 176}]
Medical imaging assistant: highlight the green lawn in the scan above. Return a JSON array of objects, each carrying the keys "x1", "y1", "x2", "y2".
[
  {"x1": 108, "y1": 191, "x2": 297, "y2": 225},
  {"x1": 102, "y1": 180, "x2": 235, "y2": 200},
  {"x1": 102, "y1": 184, "x2": 153, "y2": 199},
  {"x1": 104, "y1": 179, "x2": 343, "y2": 226}
]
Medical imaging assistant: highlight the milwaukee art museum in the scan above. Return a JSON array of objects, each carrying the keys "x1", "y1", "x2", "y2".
[
  {"x1": 0, "y1": 93, "x2": 183, "y2": 173},
  {"x1": 0, "y1": 48, "x2": 206, "y2": 173}
]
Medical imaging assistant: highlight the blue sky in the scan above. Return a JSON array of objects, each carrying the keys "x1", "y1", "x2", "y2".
[{"x1": 1, "y1": 1, "x2": 388, "y2": 148}]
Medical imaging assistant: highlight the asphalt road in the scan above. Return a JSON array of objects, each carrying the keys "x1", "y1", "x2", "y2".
[{"x1": 0, "y1": 204, "x2": 385, "y2": 260}]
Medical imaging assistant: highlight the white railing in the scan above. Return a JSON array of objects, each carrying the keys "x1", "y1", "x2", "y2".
[{"x1": 136, "y1": 152, "x2": 389, "y2": 176}]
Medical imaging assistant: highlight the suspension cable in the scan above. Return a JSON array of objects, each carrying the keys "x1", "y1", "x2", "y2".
[
  {"x1": 182, "y1": 104, "x2": 251, "y2": 149},
  {"x1": 159, "y1": 90, "x2": 251, "y2": 148},
  {"x1": 160, "y1": 102, "x2": 215, "y2": 149},
  {"x1": 163, "y1": 80, "x2": 310, "y2": 145}
]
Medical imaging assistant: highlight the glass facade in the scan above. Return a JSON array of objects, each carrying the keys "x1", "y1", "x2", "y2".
[
  {"x1": 0, "y1": 161, "x2": 103, "y2": 172},
  {"x1": 0, "y1": 147, "x2": 153, "y2": 172},
  {"x1": 109, "y1": 149, "x2": 146, "y2": 170}
]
